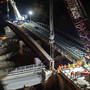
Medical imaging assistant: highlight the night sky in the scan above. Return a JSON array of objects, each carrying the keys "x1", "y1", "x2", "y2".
[{"x1": 0, "y1": 0, "x2": 90, "y2": 37}]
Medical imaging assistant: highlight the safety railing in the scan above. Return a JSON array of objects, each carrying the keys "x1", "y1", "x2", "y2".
[
  {"x1": 33, "y1": 22, "x2": 86, "y2": 57},
  {"x1": 7, "y1": 63, "x2": 45, "y2": 76},
  {"x1": 24, "y1": 21, "x2": 87, "y2": 60}
]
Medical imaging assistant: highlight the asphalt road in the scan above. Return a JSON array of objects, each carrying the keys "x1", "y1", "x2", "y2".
[{"x1": 1, "y1": 72, "x2": 41, "y2": 90}]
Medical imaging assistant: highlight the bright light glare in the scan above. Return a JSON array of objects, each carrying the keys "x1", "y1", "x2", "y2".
[{"x1": 29, "y1": 11, "x2": 33, "y2": 15}]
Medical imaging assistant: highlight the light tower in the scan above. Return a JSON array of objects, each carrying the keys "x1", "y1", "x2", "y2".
[
  {"x1": 7, "y1": 0, "x2": 9, "y2": 19},
  {"x1": 29, "y1": 11, "x2": 33, "y2": 22},
  {"x1": 49, "y1": 0, "x2": 55, "y2": 58}
]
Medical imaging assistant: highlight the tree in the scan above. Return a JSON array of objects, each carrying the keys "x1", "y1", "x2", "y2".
[{"x1": 33, "y1": 0, "x2": 49, "y2": 23}]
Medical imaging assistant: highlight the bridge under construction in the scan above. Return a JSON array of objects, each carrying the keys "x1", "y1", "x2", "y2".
[{"x1": 0, "y1": 0, "x2": 90, "y2": 90}]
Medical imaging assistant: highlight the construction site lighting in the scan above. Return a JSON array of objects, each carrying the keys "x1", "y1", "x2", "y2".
[{"x1": 29, "y1": 11, "x2": 33, "y2": 15}]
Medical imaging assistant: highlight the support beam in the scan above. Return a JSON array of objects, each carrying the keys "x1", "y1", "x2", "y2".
[
  {"x1": 6, "y1": 21, "x2": 54, "y2": 70},
  {"x1": 19, "y1": 41, "x2": 25, "y2": 55}
]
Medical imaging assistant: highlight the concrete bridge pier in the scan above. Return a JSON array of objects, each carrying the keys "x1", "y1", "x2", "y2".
[
  {"x1": 19, "y1": 41, "x2": 25, "y2": 55},
  {"x1": 49, "y1": 60, "x2": 54, "y2": 70}
]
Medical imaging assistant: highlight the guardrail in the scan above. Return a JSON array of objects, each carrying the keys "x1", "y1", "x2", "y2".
[
  {"x1": 29, "y1": 22, "x2": 86, "y2": 58},
  {"x1": 6, "y1": 63, "x2": 45, "y2": 76}
]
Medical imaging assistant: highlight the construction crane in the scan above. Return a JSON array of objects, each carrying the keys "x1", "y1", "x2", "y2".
[
  {"x1": 0, "y1": 0, "x2": 28, "y2": 23},
  {"x1": 9, "y1": 0, "x2": 24, "y2": 21},
  {"x1": 63, "y1": 0, "x2": 90, "y2": 59},
  {"x1": 9, "y1": 0, "x2": 29, "y2": 23}
]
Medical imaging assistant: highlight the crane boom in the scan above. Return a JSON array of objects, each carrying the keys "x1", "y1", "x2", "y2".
[
  {"x1": 10, "y1": 0, "x2": 24, "y2": 20},
  {"x1": 63, "y1": 0, "x2": 90, "y2": 53}
]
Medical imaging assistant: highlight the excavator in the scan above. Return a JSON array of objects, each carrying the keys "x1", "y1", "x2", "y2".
[{"x1": 63, "y1": 0, "x2": 90, "y2": 59}]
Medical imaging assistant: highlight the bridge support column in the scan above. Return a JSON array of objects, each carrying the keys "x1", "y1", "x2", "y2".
[
  {"x1": 19, "y1": 41, "x2": 25, "y2": 55},
  {"x1": 49, "y1": 60, "x2": 54, "y2": 70}
]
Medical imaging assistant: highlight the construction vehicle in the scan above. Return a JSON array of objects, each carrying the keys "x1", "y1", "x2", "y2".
[
  {"x1": 63, "y1": 0, "x2": 90, "y2": 59},
  {"x1": 0, "y1": 0, "x2": 29, "y2": 24},
  {"x1": 9, "y1": 0, "x2": 29, "y2": 24},
  {"x1": 10, "y1": 0, "x2": 24, "y2": 21}
]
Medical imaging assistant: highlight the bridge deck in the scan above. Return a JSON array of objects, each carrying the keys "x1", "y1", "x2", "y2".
[
  {"x1": 22, "y1": 22, "x2": 86, "y2": 62},
  {"x1": 7, "y1": 21, "x2": 54, "y2": 69}
]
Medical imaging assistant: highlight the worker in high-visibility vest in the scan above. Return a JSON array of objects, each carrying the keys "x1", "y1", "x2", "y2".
[{"x1": 57, "y1": 65, "x2": 60, "y2": 73}]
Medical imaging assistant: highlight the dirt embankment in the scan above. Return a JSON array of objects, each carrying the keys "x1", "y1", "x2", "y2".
[
  {"x1": 45, "y1": 73, "x2": 59, "y2": 90},
  {"x1": 44, "y1": 72, "x2": 77, "y2": 90}
]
